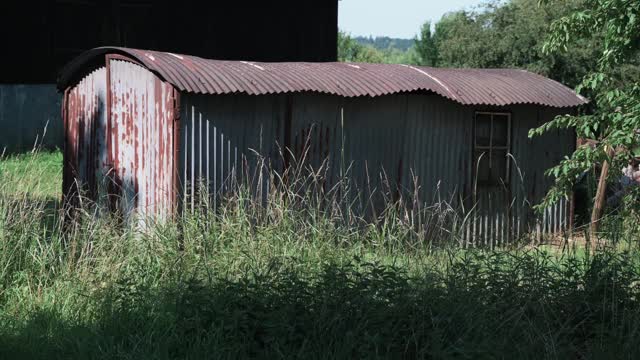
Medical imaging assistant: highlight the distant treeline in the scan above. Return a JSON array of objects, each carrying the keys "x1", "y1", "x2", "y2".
[{"x1": 353, "y1": 36, "x2": 414, "y2": 52}]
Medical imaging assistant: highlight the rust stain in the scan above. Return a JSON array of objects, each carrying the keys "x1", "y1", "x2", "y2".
[
  {"x1": 107, "y1": 58, "x2": 177, "y2": 220},
  {"x1": 63, "y1": 57, "x2": 177, "y2": 222}
]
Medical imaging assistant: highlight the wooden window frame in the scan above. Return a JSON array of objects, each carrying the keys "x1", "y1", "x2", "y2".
[{"x1": 473, "y1": 111, "x2": 512, "y2": 187}]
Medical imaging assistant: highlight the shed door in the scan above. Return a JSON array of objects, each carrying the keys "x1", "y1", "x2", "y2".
[
  {"x1": 471, "y1": 112, "x2": 512, "y2": 246},
  {"x1": 108, "y1": 58, "x2": 177, "y2": 222}
]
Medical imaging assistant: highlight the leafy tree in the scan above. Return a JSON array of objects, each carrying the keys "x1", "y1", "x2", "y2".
[
  {"x1": 353, "y1": 36, "x2": 414, "y2": 52},
  {"x1": 427, "y1": 0, "x2": 600, "y2": 87},
  {"x1": 414, "y1": 22, "x2": 438, "y2": 66},
  {"x1": 530, "y1": 0, "x2": 640, "y2": 233},
  {"x1": 339, "y1": 31, "x2": 419, "y2": 64},
  {"x1": 338, "y1": 31, "x2": 385, "y2": 63}
]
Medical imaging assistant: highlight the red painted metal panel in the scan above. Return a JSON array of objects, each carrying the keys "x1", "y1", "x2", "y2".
[
  {"x1": 60, "y1": 47, "x2": 588, "y2": 108},
  {"x1": 108, "y1": 59, "x2": 176, "y2": 221}
]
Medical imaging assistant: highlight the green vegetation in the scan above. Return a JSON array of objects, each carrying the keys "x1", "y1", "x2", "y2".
[
  {"x1": 419, "y1": 0, "x2": 606, "y2": 87},
  {"x1": 0, "y1": 1, "x2": 638, "y2": 358},
  {"x1": 339, "y1": 0, "x2": 638, "y2": 88},
  {"x1": 338, "y1": 31, "x2": 418, "y2": 64},
  {"x1": 341, "y1": 1, "x2": 599, "y2": 83},
  {"x1": 0, "y1": 151, "x2": 640, "y2": 358},
  {"x1": 0, "y1": 151, "x2": 62, "y2": 201},
  {"x1": 340, "y1": 0, "x2": 640, "y2": 235},
  {"x1": 530, "y1": 0, "x2": 640, "y2": 212},
  {"x1": 352, "y1": 36, "x2": 414, "y2": 52}
]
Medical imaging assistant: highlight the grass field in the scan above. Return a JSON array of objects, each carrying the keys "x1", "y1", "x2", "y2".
[{"x1": 1, "y1": 151, "x2": 640, "y2": 359}]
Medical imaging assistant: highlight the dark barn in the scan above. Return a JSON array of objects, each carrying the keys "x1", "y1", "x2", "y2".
[
  {"x1": 0, "y1": 0, "x2": 338, "y2": 153},
  {"x1": 59, "y1": 47, "x2": 586, "y2": 245}
]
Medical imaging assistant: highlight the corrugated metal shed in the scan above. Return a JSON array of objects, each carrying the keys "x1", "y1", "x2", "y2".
[
  {"x1": 59, "y1": 47, "x2": 588, "y2": 108},
  {"x1": 60, "y1": 47, "x2": 584, "y2": 243}
]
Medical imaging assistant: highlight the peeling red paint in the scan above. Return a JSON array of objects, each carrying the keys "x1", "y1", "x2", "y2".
[
  {"x1": 108, "y1": 58, "x2": 176, "y2": 220},
  {"x1": 63, "y1": 58, "x2": 176, "y2": 222}
]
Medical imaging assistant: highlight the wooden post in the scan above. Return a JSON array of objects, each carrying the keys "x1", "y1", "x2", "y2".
[{"x1": 590, "y1": 147, "x2": 613, "y2": 247}]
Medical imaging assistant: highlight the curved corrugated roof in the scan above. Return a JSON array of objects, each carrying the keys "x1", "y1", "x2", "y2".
[{"x1": 59, "y1": 47, "x2": 588, "y2": 108}]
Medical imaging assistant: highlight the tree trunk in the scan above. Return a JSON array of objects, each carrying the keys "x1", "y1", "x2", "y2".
[{"x1": 590, "y1": 155, "x2": 611, "y2": 248}]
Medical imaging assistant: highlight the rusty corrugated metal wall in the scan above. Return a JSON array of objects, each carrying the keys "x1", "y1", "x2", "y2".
[
  {"x1": 180, "y1": 92, "x2": 573, "y2": 244},
  {"x1": 108, "y1": 59, "x2": 177, "y2": 221},
  {"x1": 179, "y1": 94, "x2": 286, "y2": 210},
  {"x1": 62, "y1": 54, "x2": 573, "y2": 241},
  {"x1": 63, "y1": 67, "x2": 107, "y2": 203}
]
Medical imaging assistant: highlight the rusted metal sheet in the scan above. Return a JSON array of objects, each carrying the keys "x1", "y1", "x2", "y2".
[
  {"x1": 177, "y1": 91, "x2": 572, "y2": 244},
  {"x1": 61, "y1": 48, "x2": 575, "y2": 241},
  {"x1": 63, "y1": 67, "x2": 107, "y2": 204},
  {"x1": 108, "y1": 59, "x2": 176, "y2": 221},
  {"x1": 60, "y1": 47, "x2": 588, "y2": 108}
]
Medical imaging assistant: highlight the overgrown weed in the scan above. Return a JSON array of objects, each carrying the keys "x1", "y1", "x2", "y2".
[{"x1": 1, "y1": 151, "x2": 640, "y2": 359}]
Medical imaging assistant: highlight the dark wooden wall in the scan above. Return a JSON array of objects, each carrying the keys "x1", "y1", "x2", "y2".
[{"x1": 0, "y1": 0, "x2": 338, "y2": 83}]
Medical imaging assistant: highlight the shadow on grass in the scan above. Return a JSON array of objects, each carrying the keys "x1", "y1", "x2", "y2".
[{"x1": 2, "y1": 253, "x2": 640, "y2": 359}]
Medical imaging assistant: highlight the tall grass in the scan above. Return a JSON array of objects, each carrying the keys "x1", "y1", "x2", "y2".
[{"x1": 1, "y1": 151, "x2": 640, "y2": 359}]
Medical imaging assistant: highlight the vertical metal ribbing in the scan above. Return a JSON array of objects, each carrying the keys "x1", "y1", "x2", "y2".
[
  {"x1": 108, "y1": 59, "x2": 177, "y2": 221},
  {"x1": 206, "y1": 119, "x2": 210, "y2": 204},
  {"x1": 558, "y1": 201, "x2": 562, "y2": 232},
  {"x1": 560, "y1": 201, "x2": 565, "y2": 232},
  {"x1": 495, "y1": 206, "x2": 499, "y2": 248},
  {"x1": 184, "y1": 119, "x2": 188, "y2": 208},
  {"x1": 234, "y1": 146, "x2": 238, "y2": 187},
  {"x1": 221, "y1": 132, "x2": 224, "y2": 193},
  {"x1": 191, "y1": 106, "x2": 195, "y2": 213},
  {"x1": 213, "y1": 126, "x2": 217, "y2": 209},
  {"x1": 560, "y1": 200, "x2": 565, "y2": 232},
  {"x1": 199, "y1": 112, "x2": 203, "y2": 189},
  {"x1": 553, "y1": 202, "x2": 558, "y2": 233}
]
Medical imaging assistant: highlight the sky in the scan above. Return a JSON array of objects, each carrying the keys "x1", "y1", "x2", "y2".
[{"x1": 338, "y1": 0, "x2": 482, "y2": 39}]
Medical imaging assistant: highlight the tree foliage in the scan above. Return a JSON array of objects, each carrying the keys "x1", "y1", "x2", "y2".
[
  {"x1": 414, "y1": 22, "x2": 438, "y2": 66},
  {"x1": 338, "y1": 31, "x2": 385, "y2": 63},
  {"x1": 530, "y1": 0, "x2": 640, "y2": 209},
  {"x1": 416, "y1": 0, "x2": 601, "y2": 87},
  {"x1": 338, "y1": 31, "x2": 418, "y2": 64},
  {"x1": 353, "y1": 36, "x2": 414, "y2": 52},
  {"x1": 339, "y1": 0, "x2": 640, "y2": 214},
  {"x1": 342, "y1": 0, "x2": 604, "y2": 84}
]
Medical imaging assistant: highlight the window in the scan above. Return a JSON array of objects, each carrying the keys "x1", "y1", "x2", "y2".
[{"x1": 474, "y1": 112, "x2": 511, "y2": 186}]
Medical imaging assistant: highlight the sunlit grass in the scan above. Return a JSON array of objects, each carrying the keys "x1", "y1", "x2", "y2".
[
  {"x1": 1, "y1": 150, "x2": 640, "y2": 359},
  {"x1": 0, "y1": 150, "x2": 62, "y2": 200}
]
